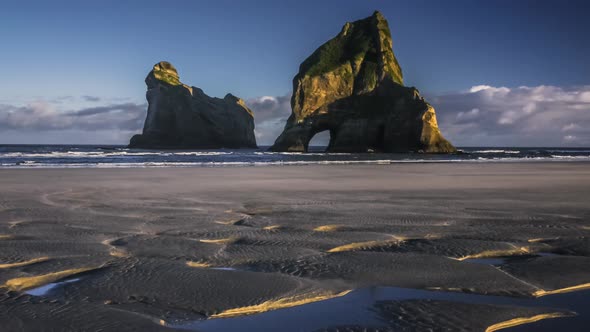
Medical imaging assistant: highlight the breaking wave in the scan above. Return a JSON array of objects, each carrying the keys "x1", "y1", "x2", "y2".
[{"x1": 0, "y1": 145, "x2": 589, "y2": 168}]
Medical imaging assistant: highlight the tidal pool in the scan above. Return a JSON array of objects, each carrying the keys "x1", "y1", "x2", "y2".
[
  {"x1": 25, "y1": 278, "x2": 81, "y2": 296},
  {"x1": 172, "y1": 286, "x2": 589, "y2": 331}
]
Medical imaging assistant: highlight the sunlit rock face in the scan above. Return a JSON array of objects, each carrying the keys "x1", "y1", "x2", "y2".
[
  {"x1": 130, "y1": 61, "x2": 257, "y2": 149},
  {"x1": 270, "y1": 11, "x2": 456, "y2": 153}
]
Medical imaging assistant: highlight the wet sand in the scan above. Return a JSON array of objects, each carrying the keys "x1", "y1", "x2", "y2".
[{"x1": 1, "y1": 163, "x2": 589, "y2": 331}]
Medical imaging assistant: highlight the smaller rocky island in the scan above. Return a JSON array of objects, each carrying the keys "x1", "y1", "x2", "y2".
[
  {"x1": 129, "y1": 61, "x2": 257, "y2": 149},
  {"x1": 271, "y1": 11, "x2": 456, "y2": 153}
]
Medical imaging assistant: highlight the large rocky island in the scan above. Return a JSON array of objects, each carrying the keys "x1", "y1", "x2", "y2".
[
  {"x1": 129, "y1": 62, "x2": 257, "y2": 149},
  {"x1": 271, "y1": 11, "x2": 455, "y2": 153}
]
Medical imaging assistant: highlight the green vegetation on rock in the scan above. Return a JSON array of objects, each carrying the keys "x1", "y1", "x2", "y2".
[
  {"x1": 298, "y1": 11, "x2": 403, "y2": 86},
  {"x1": 271, "y1": 11, "x2": 455, "y2": 154},
  {"x1": 130, "y1": 61, "x2": 257, "y2": 149},
  {"x1": 152, "y1": 61, "x2": 181, "y2": 86}
]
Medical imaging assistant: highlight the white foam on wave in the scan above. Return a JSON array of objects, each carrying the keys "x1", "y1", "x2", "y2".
[
  {"x1": 254, "y1": 152, "x2": 351, "y2": 156},
  {"x1": 478, "y1": 155, "x2": 590, "y2": 161},
  {"x1": 550, "y1": 155, "x2": 590, "y2": 159},
  {"x1": 471, "y1": 150, "x2": 521, "y2": 154},
  {"x1": 3, "y1": 155, "x2": 590, "y2": 168},
  {"x1": 547, "y1": 149, "x2": 590, "y2": 153},
  {"x1": 2, "y1": 160, "x2": 397, "y2": 168},
  {"x1": 0, "y1": 151, "x2": 233, "y2": 158}
]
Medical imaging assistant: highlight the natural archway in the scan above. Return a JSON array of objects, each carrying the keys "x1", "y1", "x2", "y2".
[{"x1": 307, "y1": 130, "x2": 331, "y2": 152}]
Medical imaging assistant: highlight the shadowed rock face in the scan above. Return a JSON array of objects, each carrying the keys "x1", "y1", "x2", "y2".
[
  {"x1": 130, "y1": 62, "x2": 257, "y2": 149},
  {"x1": 270, "y1": 11, "x2": 455, "y2": 153}
]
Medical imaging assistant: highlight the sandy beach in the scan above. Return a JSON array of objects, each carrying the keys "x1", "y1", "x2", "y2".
[{"x1": 1, "y1": 163, "x2": 589, "y2": 331}]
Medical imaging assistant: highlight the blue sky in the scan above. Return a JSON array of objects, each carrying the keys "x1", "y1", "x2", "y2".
[{"x1": 1, "y1": 0, "x2": 589, "y2": 146}]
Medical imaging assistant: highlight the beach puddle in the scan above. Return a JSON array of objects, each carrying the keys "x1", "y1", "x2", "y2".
[
  {"x1": 25, "y1": 278, "x2": 80, "y2": 296},
  {"x1": 536, "y1": 252, "x2": 559, "y2": 257},
  {"x1": 210, "y1": 267, "x2": 238, "y2": 271},
  {"x1": 463, "y1": 257, "x2": 508, "y2": 265},
  {"x1": 170, "y1": 286, "x2": 590, "y2": 331}
]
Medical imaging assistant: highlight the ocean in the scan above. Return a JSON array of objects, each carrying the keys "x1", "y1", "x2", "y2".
[{"x1": 0, "y1": 145, "x2": 589, "y2": 168}]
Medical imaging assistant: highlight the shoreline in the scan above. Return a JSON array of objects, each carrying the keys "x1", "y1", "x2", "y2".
[
  {"x1": 2, "y1": 146, "x2": 590, "y2": 169},
  {"x1": 2, "y1": 159, "x2": 590, "y2": 169}
]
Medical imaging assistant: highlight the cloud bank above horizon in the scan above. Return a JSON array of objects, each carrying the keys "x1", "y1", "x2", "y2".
[
  {"x1": 0, "y1": 84, "x2": 589, "y2": 147},
  {"x1": 431, "y1": 84, "x2": 590, "y2": 147}
]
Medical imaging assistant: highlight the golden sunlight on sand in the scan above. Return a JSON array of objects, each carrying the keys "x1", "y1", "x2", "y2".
[
  {"x1": 262, "y1": 225, "x2": 282, "y2": 230},
  {"x1": 211, "y1": 289, "x2": 353, "y2": 318},
  {"x1": 0, "y1": 257, "x2": 50, "y2": 269},
  {"x1": 485, "y1": 312, "x2": 572, "y2": 332},
  {"x1": 313, "y1": 225, "x2": 343, "y2": 232},
  {"x1": 2, "y1": 267, "x2": 95, "y2": 292},
  {"x1": 199, "y1": 238, "x2": 236, "y2": 244},
  {"x1": 185, "y1": 261, "x2": 212, "y2": 268},
  {"x1": 454, "y1": 246, "x2": 531, "y2": 261},
  {"x1": 327, "y1": 236, "x2": 405, "y2": 253},
  {"x1": 533, "y1": 283, "x2": 590, "y2": 297}
]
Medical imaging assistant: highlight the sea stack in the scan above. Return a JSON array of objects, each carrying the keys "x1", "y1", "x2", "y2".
[
  {"x1": 129, "y1": 61, "x2": 257, "y2": 149},
  {"x1": 270, "y1": 11, "x2": 455, "y2": 153}
]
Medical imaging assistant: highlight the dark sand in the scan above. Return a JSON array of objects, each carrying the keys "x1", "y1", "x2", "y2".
[{"x1": 1, "y1": 163, "x2": 589, "y2": 331}]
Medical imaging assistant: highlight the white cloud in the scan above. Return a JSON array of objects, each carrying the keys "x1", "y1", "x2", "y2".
[
  {"x1": 579, "y1": 91, "x2": 590, "y2": 103},
  {"x1": 1, "y1": 85, "x2": 589, "y2": 147},
  {"x1": 498, "y1": 111, "x2": 518, "y2": 125},
  {"x1": 468, "y1": 85, "x2": 510, "y2": 96},
  {"x1": 456, "y1": 108, "x2": 480, "y2": 120},
  {"x1": 246, "y1": 94, "x2": 292, "y2": 145},
  {"x1": 469, "y1": 85, "x2": 493, "y2": 93},
  {"x1": 562, "y1": 123, "x2": 580, "y2": 132},
  {"x1": 0, "y1": 96, "x2": 146, "y2": 144},
  {"x1": 247, "y1": 85, "x2": 590, "y2": 147},
  {"x1": 434, "y1": 85, "x2": 590, "y2": 146},
  {"x1": 522, "y1": 102, "x2": 536, "y2": 114}
]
